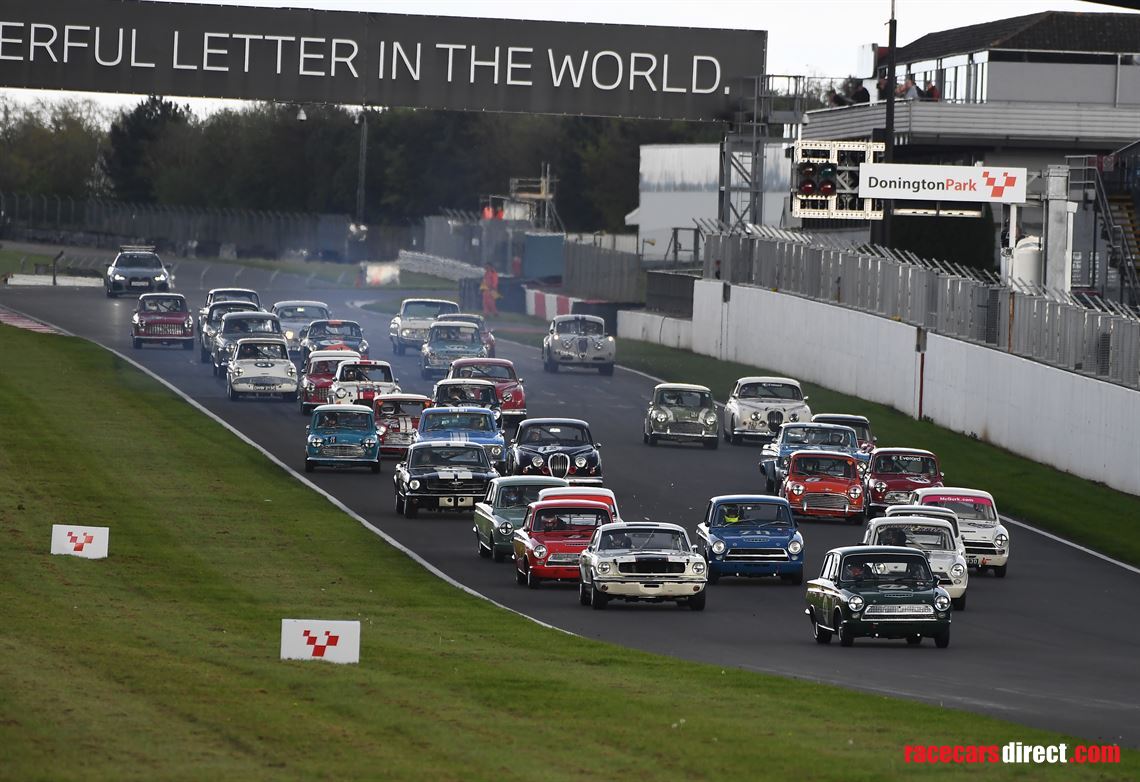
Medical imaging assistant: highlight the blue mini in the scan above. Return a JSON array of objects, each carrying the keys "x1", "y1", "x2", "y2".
[
  {"x1": 695, "y1": 495, "x2": 804, "y2": 584},
  {"x1": 304, "y1": 404, "x2": 382, "y2": 473}
]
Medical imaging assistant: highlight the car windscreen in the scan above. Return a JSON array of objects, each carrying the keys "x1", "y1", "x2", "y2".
[
  {"x1": 341, "y1": 365, "x2": 393, "y2": 383},
  {"x1": 874, "y1": 454, "x2": 938, "y2": 476},
  {"x1": 738, "y1": 382, "x2": 802, "y2": 401},
  {"x1": 410, "y1": 446, "x2": 487, "y2": 469},
  {"x1": 209, "y1": 304, "x2": 256, "y2": 323},
  {"x1": 422, "y1": 413, "x2": 494, "y2": 432},
  {"x1": 438, "y1": 386, "x2": 495, "y2": 405},
  {"x1": 518, "y1": 424, "x2": 589, "y2": 446},
  {"x1": 455, "y1": 364, "x2": 514, "y2": 381},
  {"x1": 308, "y1": 360, "x2": 341, "y2": 375},
  {"x1": 429, "y1": 326, "x2": 479, "y2": 344},
  {"x1": 404, "y1": 302, "x2": 458, "y2": 319},
  {"x1": 223, "y1": 317, "x2": 280, "y2": 334},
  {"x1": 214, "y1": 291, "x2": 258, "y2": 304},
  {"x1": 713, "y1": 502, "x2": 793, "y2": 528},
  {"x1": 838, "y1": 554, "x2": 933, "y2": 585},
  {"x1": 277, "y1": 305, "x2": 329, "y2": 320},
  {"x1": 783, "y1": 427, "x2": 856, "y2": 448},
  {"x1": 139, "y1": 296, "x2": 186, "y2": 313},
  {"x1": 925, "y1": 499, "x2": 997, "y2": 522},
  {"x1": 598, "y1": 529, "x2": 687, "y2": 552},
  {"x1": 790, "y1": 456, "x2": 856, "y2": 479},
  {"x1": 310, "y1": 322, "x2": 361, "y2": 338},
  {"x1": 236, "y1": 343, "x2": 287, "y2": 360},
  {"x1": 117, "y1": 253, "x2": 162, "y2": 269},
  {"x1": 655, "y1": 389, "x2": 712, "y2": 408},
  {"x1": 531, "y1": 508, "x2": 608, "y2": 531},
  {"x1": 555, "y1": 319, "x2": 604, "y2": 336},
  {"x1": 378, "y1": 401, "x2": 428, "y2": 418},
  {"x1": 496, "y1": 484, "x2": 554, "y2": 508},
  {"x1": 314, "y1": 410, "x2": 372, "y2": 430},
  {"x1": 873, "y1": 525, "x2": 953, "y2": 551}
]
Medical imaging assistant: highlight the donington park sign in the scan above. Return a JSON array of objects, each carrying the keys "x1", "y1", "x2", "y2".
[
  {"x1": 0, "y1": 0, "x2": 765, "y2": 121},
  {"x1": 859, "y1": 163, "x2": 1028, "y2": 204}
]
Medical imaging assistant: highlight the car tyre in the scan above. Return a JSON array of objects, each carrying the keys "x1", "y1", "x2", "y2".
[
  {"x1": 526, "y1": 566, "x2": 541, "y2": 589},
  {"x1": 590, "y1": 582, "x2": 608, "y2": 610},
  {"x1": 728, "y1": 418, "x2": 741, "y2": 445},
  {"x1": 476, "y1": 531, "x2": 490, "y2": 559},
  {"x1": 515, "y1": 564, "x2": 527, "y2": 586},
  {"x1": 402, "y1": 497, "x2": 418, "y2": 518},
  {"x1": 370, "y1": 460, "x2": 381, "y2": 474},
  {"x1": 707, "y1": 568, "x2": 720, "y2": 585},
  {"x1": 304, "y1": 459, "x2": 315, "y2": 473},
  {"x1": 647, "y1": 433, "x2": 658, "y2": 446},
  {"x1": 394, "y1": 493, "x2": 404, "y2": 514},
  {"x1": 105, "y1": 289, "x2": 116, "y2": 298},
  {"x1": 836, "y1": 611, "x2": 854, "y2": 647},
  {"x1": 993, "y1": 563, "x2": 1008, "y2": 578},
  {"x1": 227, "y1": 384, "x2": 240, "y2": 401},
  {"x1": 599, "y1": 363, "x2": 614, "y2": 376},
  {"x1": 952, "y1": 594, "x2": 966, "y2": 610},
  {"x1": 812, "y1": 613, "x2": 832, "y2": 644},
  {"x1": 704, "y1": 437, "x2": 719, "y2": 450},
  {"x1": 782, "y1": 570, "x2": 804, "y2": 585},
  {"x1": 688, "y1": 589, "x2": 707, "y2": 611},
  {"x1": 578, "y1": 581, "x2": 591, "y2": 606},
  {"x1": 934, "y1": 629, "x2": 951, "y2": 649},
  {"x1": 491, "y1": 544, "x2": 506, "y2": 563},
  {"x1": 200, "y1": 347, "x2": 211, "y2": 363},
  {"x1": 906, "y1": 635, "x2": 923, "y2": 645}
]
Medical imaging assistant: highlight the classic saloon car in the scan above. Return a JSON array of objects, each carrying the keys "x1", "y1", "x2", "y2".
[
  {"x1": 812, "y1": 413, "x2": 875, "y2": 451},
  {"x1": 695, "y1": 495, "x2": 804, "y2": 584},
  {"x1": 298, "y1": 350, "x2": 360, "y2": 414},
  {"x1": 863, "y1": 517, "x2": 968, "y2": 609},
  {"x1": 420, "y1": 321, "x2": 487, "y2": 379},
  {"x1": 437, "y1": 312, "x2": 496, "y2": 357},
  {"x1": 542, "y1": 314, "x2": 615, "y2": 375},
  {"x1": 447, "y1": 358, "x2": 527, "y2": 427},
  {"x1": 393, "y1": 441, "x2": 498, "y2": 517},
  {"x1": 537, "y1": 486, "x2": 620, "y2": 519},
  {"x1": 389, "y1": 298, "x2": 460, "y2": 355},
  {"x1": 508, "y1": 418, "x2": 602, "y2": 485},
  {"x1": 759, "y1": 423, "x2": 866, "y2": 494},
  {"x1": 805, "y1": 546, "x2": 952, "y2": 647},
  {"x1": 211, "y1": 311, "x2": 283, "y2": 376},
  {"x1": 303, "y1": 404, "x2": 383, "y2": 473},
  {"x1": 416, "y1": 407, "x2": 506, "y2": 473},
  {"x1": 373, "y1": 394, "x2": 432, "y2": 457},
  {"x1": 579, "y1": 522, "x2": 709, "y2": 610},
  {"x1": 272, "y1": 300, "x2": 331, "y2": 353},
  {"x1": 432, "y1": 378, "x2": 502, "y2": 423},
  {"x1": 130, "y1": 293, "x2": 194, "y2": 350},
  {"x1": 885, "y1": 505, "x2": 967, "y2": 558},
  {"x1": 197, "y1": 288, "x2": 260, "y2": 330},
  {"x1": 330, "y1": 359, "x2": 400, "y2": 407},
  {"x1": 226, "y1": 338, "x2": 298, "y2": 401},
  {"x1": 513, "y1": 499, "x2": 614, "y2": 588},
  {"x1": 104, "y1": 246, "x2": 172, "y2": 297},
  {"x1": 865, "y1": 448, "x2": 943, "y2": 515},
  {"x1": 199, "y1": 300, "x2": 259, "y2": 362},
  {"x1": 643, "y1": 383, "x2": 719, "y2": 448},
  {"x1": 912, "y1": 487, "x2": 1010, "y2": 577},
  {"x1": 473, "y1": 476, "x2": 569, "y2": 562},
  {"x1": 723, "y1": 376, "x2": 812, "y2": 445},
  {"x1": 781, "y1": 451, "x2": 866, "y2": 523},
  {"x1": 299, "y1": 319, "x2": 368, "y2": 362}
]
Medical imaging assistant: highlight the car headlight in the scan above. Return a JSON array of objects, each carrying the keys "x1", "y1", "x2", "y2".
[
  {"x1": 848, "y1": 595, "x2": 864, "y2": 612},
  {"x1": 131, "y1": 314, "x2": 141, "y2": 324},
  {"x1": 153, "y1": 274, "x2": 165, "y2": 281},
  {"x1": 593, "y1": 339, "x2": 605, "y2": 350},
  {"x1": 285, "y1": 330, "x2": 295, "y2": 340},
  {"x1": 750, "y1": 411, "x2": 762, "y2": 421},
  {"x1": 113, "y1": 273, "x2": 126, "y2": 281},
  {"x1": 307, "y1": 435, "x2": 324, "y2": 446},
  {"x1": 287, "y1": 364, "x2": 297, "y2": 377},
  {"x1": 934, "y1": 595, "x2": 951, "y2": 611},
  {"x1": 596, "y1": 561, "x2": 611, "y2": 574},
  {"x1": 951, "y1": 563, "x2": 965, "y2": 577},
  {"x1": 702, "y1": 412, "x2": 717, "y2": 426},
  {"x1": 232, "y1": 367, "x2": 243, "y2": 376},
  {"x1": 574, "y1": 456, "x2": 587, "y2": 468},
  {"x1": 848, "y1": 485, "x2": 862, "y2": 499},
  {"x1": 503, "y1": 392, "x2": 513, "y2": 402},
  {"x1": 360, "y1": 340, "x2": 369, "y2": 352},
  {"x1": 995, "y1": 533, "x2": 1008, "y2": 549},
  {"x1": 497, "y1": 522, "x2": 513, "y2": 536},
  {"x1": 490, "y1": 446, "x2": 503, "y2": 456},
  {"x1": 654, "y1": 411, "x2": 668, "y2": 423},
  {"x1": 789, "y1": 412, "x2": 799, "y2": 422},
  {"x1": 362, "y1": 437, "x2": 378, "y2": 447},
  {"x1": 692, "y1": 561, "x2": 706, "y2": 575},
  {"x1": 184, "y1": 316, "x2": 194, "y2": 329},
  {"x1": 790, "y1": 483, "x2": 804, "y2": 496},
  {"x1": 874, "y1": 480, "x2": 887, "y2": 493},
  {"x1": 530, "y1": 455, "x2": 543, "y2": 467},
  {"x1": 335, "y1": 388, "x2": 347, "y2": 399},
  {"x1": 533, "y1": 545, "x2": 548, "y2": 560},
  {"x1": 409, "y1": 479, "x2": 421, "y2": 490},
  {"x1": 711, "y1": 540, "x2": 726, "y2": 555},
  {"x1": 401, "y1": 328, "x2": 412, "y2": 337},
  {"x1": 788, "y1": 540, "x2": 803, "y2": 555}
]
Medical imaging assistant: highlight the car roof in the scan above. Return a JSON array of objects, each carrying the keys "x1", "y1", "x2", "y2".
[
  {"x1": 451, "y1": 357, "x2": 513, "y2": 366},
  {"x1": 375, "y1": 393, "x2": 432, "y2": 403},
  {"x1": 914, "y1": 487, "x2": 995, "y2": 502},
  {"x1": 490, "y1": 476, "x2": 569, "y2": 488},
  {"x1": 528, "y1": 499, "x2": 613, "y2": 512},
  {"x1": 436, "y1": 378, "x2": 495, "y2": 386},
  {"x1": 827, "y1": 545, "x2": 930, "y2": 557},
  {"x1": 208, "y1": 300, "x2": 258, "y2": 311},
  {"x1": 443, "y1": 312, "x2": 484, "y2": 321},
  {"x1": 789, "y1": 449, "x2": 859, "y2": 460},
  {"x1": 596, "y1": 521, "x2": 687, "y2": 534},
  {"x1": 307, "y1": 350, "x2": 360, "y2": 361},
  {"x1": 886, "y1": 505, "x2": 959, "y2": 519},
  {"x1": 309, "y1": 319, "x2": 360, "y2": 326},
  {"x1": 867, "y1": 516, "x2": 955, "y2": 530},
  {"x1": 735, "y1": 376, "x2": 801, "y2": 386},
  {"x1": 812, "y1": 413, "x2": 869, "y2": 423},
  {"x1": 423, "y1": 405, "x2": 494, "y2": 415},
  {"x1": 653, "y1": 383, "x2": 712, "y2": 393},
  {"x1": 312, "y1": 404, "x2": 372, "y2": 414},
  {"x1": 138, "y1": 292, "x2": 185, "y2": 300},
  {"x1": 272, "y1": 300, "x2": 328, "y2": 308},
  {"x1": 403, "y1": 298, "x2": 458, "y2": 305},
  {"x1": 339, "y1": 359, "x2": 392, "y2": 367},
  {"x1": 518, "y1": 417, "x2": 590, "y2": 427},
  {"x1": 430, "y1": 320, "x2": 478, "y2": 329},
  {"x1": 234, "y1": 336, "x2": 287, "y2": 344},
  {"x1": 552, "y1": 313, "x2": 604, "y2": 322},
  {"x1": 709, "y1": 494, "x2": 790, "y2": 506},
  {"x1": 781, "y1": 422, "x2": 854, "y2": 431},
  {"x1": 408, "y1": 439, "x2": 485, "y2": 449},
  {"x1": 209, "y1": 287, "x2": 258, "y2": 294},
  {"x1": 871, "y1": 447, "x2": 936, "y2": 457},
  {"x1": 221, "y1": 311, "x2": 277, "y2": 320},
  {"x1": 539, "y1": 487, "x2": 616, "y2": 497}
]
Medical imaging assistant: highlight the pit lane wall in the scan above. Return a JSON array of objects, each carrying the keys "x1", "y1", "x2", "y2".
[
  {"x1": 675, "y1": 279, "x2": 1140, "y2": 496},
  {"x1": 617, "y1": 310, "x2": 692, "y2": 350}
]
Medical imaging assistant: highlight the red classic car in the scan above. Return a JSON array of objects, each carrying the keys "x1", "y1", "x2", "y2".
[
  {"x1": 298, "y1": 349, "x2": 360, "y2": 414},
  {"x1": 131, "y1": 293, "x2": 195, "y2": 350},
  {"x1": 438, "y1": 313, "x2": 496, "y2": 357},
  {"x1": 781, "y1": 451, "x2": 866, "y2": 522},
  {"x1": 512, "y1": 499, "x2": 614, "y2": 588},
  {"x1": 373, "y1": 394, "x2": 432, "y2": 457},
  {"x1": 447, "y1": 357, "x2": 526, "y2": 426},
  {"x1": 865, "y1": 447, "x2": 943, "y2": 515}
]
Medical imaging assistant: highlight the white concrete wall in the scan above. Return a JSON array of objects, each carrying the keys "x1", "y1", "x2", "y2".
[
  {"x1": 923, "y1": 333, "x2": 1140, "y2": 495},
  {"x1": 617, "y1": 310, "x2": 692, "y2": 351},
  {"x1": 677, "y1": 279, "x2": 1140, "y2": 496}
]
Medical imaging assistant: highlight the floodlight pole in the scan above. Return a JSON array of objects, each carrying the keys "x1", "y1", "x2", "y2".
[
  {"x1": 355, "y1": 109, "x2": 368, "y2": 225},
  {"x1": 883, "y1": 0, "x2": 897, "y2": 246}
]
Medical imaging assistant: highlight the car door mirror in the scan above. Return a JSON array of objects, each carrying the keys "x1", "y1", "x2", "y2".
[
  {"x1": 802, "y1": 396, "x2": 810, "y2": 402},
  {"x1": 518, "y1": 378, "x2": 525, "y2": 384},
  {"x1": 305, "y1": 425, "x2": 310, "y2": 432},
  {"x1": 594, "y1": 442, "x2": 602, "y2": 449},
  {"x1": 691, "y1": 544, "x2": 700, "y2": 553}
]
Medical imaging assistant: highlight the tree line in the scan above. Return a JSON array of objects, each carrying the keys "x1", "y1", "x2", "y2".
[{"x1": 0, "y1": 96, "x2": 722, "y2": 233}]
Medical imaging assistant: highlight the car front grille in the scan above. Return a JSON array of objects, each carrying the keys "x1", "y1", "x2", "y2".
[
  {"x1": 803, "y1": 493, "x2": 848, "y2": 510},
  {"x1": 320, "y1": 445, "x2": 365, "y2": 458},
  {"x1": 577, "y1": 337, "x2": 589, "y2": 354},
  {"x1": 965, "y1": 541, "x2": 1001, "y2": 555},
  {"x1": 422, "y1": 478, "x2": 487, "y2": 493},
  {"x1": 863, "y1": 604, "x2": 935, "y2": 618},
  {"x1": 617, "y1": 558, "x2": 685, "y2": 575},
  {"x1": 548, "y1": 453, "x2": 571, "y2": 478},
  {"x1": 384, "y1": 432, "x2": 415, "y2": 446},
  {"x1": 724, "y1": 548, "x2": 789, "y2": 561},
  {"x1": 884, "y1": 491, "x2": 911, "y2": 504},
  {"x1": 140, "y1": 323, "x2": 187, "y2": 336},
  {"x1": 545, "y1": 553, "x2": 580, "y2": 565},
  {"x1": 308, "y1": 387, "x2": 331, "y2": 403},
  {"x1": 766, "y1": 410, "x2": 784, "y2": 431},
  {"x1": 666, "y1": 422, "x2": 704, "y2": 435}
]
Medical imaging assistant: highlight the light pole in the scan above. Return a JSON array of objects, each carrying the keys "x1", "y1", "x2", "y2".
[
  {"x1": 355, "y1": 109, "x2": 368, "y2": 226},
  {"x1": 883, "y1": 0, "x2": 897, "y2": 247}
]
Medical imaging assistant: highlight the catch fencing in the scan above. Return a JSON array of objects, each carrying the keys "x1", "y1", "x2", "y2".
[
  {"x1": 704, "y1": 227, "x2": 1140, "y2": 390},
  {"x1": 562, "y1": 242, "x2": 644, "y2": 302}
]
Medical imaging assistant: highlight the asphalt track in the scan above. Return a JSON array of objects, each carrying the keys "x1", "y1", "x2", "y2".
[{"x1": 3, "y1": 260, "x2": 1138, "y2": 746}]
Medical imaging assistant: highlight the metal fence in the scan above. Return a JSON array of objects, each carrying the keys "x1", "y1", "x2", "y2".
[
  {"x1": 563, "y1": 243, "x2": 644, "y2": 302},
  {"x1": 645, "y1": 269, "x2": 700, "y2": 317},
  {"x1": 704, "y1": 227, "x2": 1140, "y2": 389}
]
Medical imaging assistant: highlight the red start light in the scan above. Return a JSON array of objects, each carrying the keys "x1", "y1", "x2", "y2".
[
  {"x1": 799, "y1": 181, "x2": 817, "y2": 195},
  {"x1": 818, "y1": 180, "x2": 837, "y2": 196}
]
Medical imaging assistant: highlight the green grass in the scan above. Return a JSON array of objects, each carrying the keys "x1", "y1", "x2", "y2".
[
  {"x1": 198, "y1": 255, "x2": 459, "y2": 290},
  {"x1": 0, "y1": 248, "x2": 53, "y2": 275},
  {"x1": 1, "y1": 324, "x2": 1135, "y2": 781}
]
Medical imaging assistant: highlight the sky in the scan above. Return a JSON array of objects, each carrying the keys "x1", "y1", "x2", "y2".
[{"x1": 2, "y1": 0, "x2": 1136, "y2": 115}]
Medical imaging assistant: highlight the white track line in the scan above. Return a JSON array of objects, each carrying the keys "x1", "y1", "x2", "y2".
[{"x1": 1, "y1": 303, "x2": 575, "y2": 636}]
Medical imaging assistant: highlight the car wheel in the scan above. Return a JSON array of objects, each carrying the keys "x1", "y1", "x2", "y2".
[
  {"x1": 647, "y1": 433, "x2": 658, "y2": 446},
  {"x1": 993, "y1": 563, "x2": 1008, "y2": 578},
  {"x1": 105, "y1": 289, "x2": 115, "y2": 298},
  {"x1": 526, "y1": 566, "x2": 541, "y2": 589},
  {"x1": 131, "y1": 337, "x2": 141, "y2": 349},
  {"x1": 707, "y1": 568, "x2": 720, "y2": 585},
  {"x1": 370, "y1": 460, "x2": 381, "y2": 474},
  {"x1": 514, "y1": 563, "x2": 527, "y2": 585},
  {"x1": 304, "y1": 459, "x2": 315, "y2": 473},
  {"x1": 299, "y1": 400, "x2": 310, "y2": 416},
  {"x1": 722, "y1": 425, "x2": 730, "y2": 443},
  {"x1": 836, "y1": 611, "x2": 854, "y2": 647},
  {"x1": 934, "y1": 629, "x2": 951, "y2": 649},
  {"x1": 211, "y1": 362, "x2": 219, "y2": 377},
  {"x1": 781, "y1": 571, "x2": 804, "y2": 585},
  {"x1": 227, "y1": 384, "x2": 240, "y2": 401},
  {"x1": 688, "y1": 589, "x2": 707, "y2": 611},
  {"x1": 704, "y1": 437, "x2": 718, "y2": 450},
  {"x1": 578, "y1": 581, "x2": 591, "y2": 606},
  {"x1": 906, "y1": 635, "x2": 923, "y2": 646},
  {"x1": 199, "y1": 347, "x2": 210, "y2": 363},
  {"x1": 952, "y1": 594, "x2": 966, "y2": 611},
  {"x1": 476, "y1": 531, "x2": 490, "y2": 559},
  {"x1": 642, "y1": 431, "x2": 649, "y2": 444},
  {"x1": 491, "y1": 544, "x2": 506, "y2": 563},
  {"x1": 402, "y1": 497, "x2": 418, "y2": 518},
  {"x1": 849, "y1": 512, "x2": 866, "y2": 526},
  {"x1": 394, "y1": 493, "x2": 404, "y2": 514},
  {"x1": 599, "y1": 363, "x2": 614, "y2": 376},
  {"x1": 728, "y1": 419, "x2": 741, "y2": 445},
  {"x1": 590, "y1": 582, "x2": 608, "y2": 610},
  {"x1": 812, "y1": 613, "x2": 832, "y2": 644}
]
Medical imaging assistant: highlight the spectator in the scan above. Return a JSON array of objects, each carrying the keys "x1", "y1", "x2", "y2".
[
  {"x1": 851, "y1": 82, "x2": 871, "y2": 104},
  {"x1": 480, "y1": 263, "x2": 499, "y2": 316},
  {"x1": 923, "y1": 81, "x2": 941, "y2": 102},
  {"x1": 897, "y1": 75, "x2": 920, "y2": 100},
  {"x1": 827, "y1": 88, "x2": 852, "y2": 107},
  {"x1": 876, "y1": 77, "x2": 891, "y2": 101}
]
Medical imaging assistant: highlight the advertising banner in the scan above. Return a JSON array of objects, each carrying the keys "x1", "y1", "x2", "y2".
[
  {"x1": 859, "y1": 163, "x2": 1027, "y2": 204},
  {"x1": 50, "y1": 524, "x2": 110, "y2": 559},
  {"x1": 280, "y1": 619, "x2": 360, "y2": 664}
]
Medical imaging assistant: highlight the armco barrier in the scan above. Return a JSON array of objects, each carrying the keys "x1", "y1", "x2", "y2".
[
  {"x1": 397, "y1": 250, "x2": 482, "y2": 281},
  {"x1": 686, "y1": 278, "x2": 1140, "y2": 496},
  {"x1": 618, "y1": 310, "x2": 692, "y2": 351}
]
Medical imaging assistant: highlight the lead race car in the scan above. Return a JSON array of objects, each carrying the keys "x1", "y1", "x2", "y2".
[
  {"x1": 643, "y1": 383, "x2": 719, "y2": 448},
  {"x1": 389, "y1": 298, "x2": 460, "y2": 355},
  {"x1": 723, "y1": 376, "x2": 811, "y2": 445},
  {"x1": 130, "y1": 293, "x2": 194, "y2": 350},
  {"x1": 393, "y1": 440, "x2": 498, "y2": 518},
  {"x1": 578, "y1": 522, "x2": 709, "y2": 610},
  {"x1": 542, "y1": 314, "x2": 615, "y2": 375}
]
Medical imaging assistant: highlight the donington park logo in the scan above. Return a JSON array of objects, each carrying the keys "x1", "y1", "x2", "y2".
[{"x1": 982, "y1": 171, "x2": 1018, "y2": 199}]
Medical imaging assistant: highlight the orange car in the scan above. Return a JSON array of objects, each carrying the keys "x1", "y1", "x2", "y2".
[{"x1": 781, "y1": 451, "x2": 865, "y2": 523}]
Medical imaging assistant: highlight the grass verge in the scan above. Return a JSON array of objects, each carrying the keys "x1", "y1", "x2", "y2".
[
  {"x1": 2, "y1": 324, "x2": 1136, "y2": 780},
  {"x1": 198, "y1": 255, "x2": 457, "y2": 290},
  {"x1": 0, "y1": 248, "x2": 53, "y2": 275}
]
